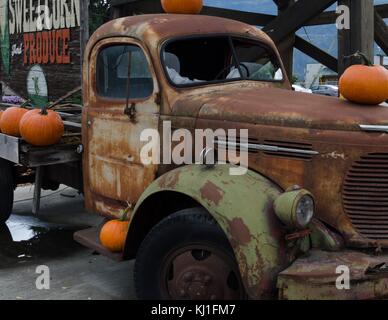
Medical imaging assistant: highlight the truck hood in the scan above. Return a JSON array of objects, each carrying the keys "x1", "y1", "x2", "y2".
[{"x1": 172, "y1": 87, "x2": 388, "y2": 131}]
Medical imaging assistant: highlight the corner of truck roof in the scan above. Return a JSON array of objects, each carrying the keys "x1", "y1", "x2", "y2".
[{"x1": 87, "y1": 13, "x2": 272, "y2": 50}]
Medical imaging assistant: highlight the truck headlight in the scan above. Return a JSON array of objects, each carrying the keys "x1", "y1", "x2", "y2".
[{"x1": 274, "y1": 189, "x2": 315, "y2": 229}]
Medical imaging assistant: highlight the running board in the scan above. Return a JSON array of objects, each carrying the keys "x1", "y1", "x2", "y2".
[{"x1": 73, "y1": 225, "x2": 124, "y2": 261}]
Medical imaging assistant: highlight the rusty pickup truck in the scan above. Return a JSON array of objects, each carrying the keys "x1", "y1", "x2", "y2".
[{"x1": 2, "y1": 14, "x2": 388, "y2": 300}]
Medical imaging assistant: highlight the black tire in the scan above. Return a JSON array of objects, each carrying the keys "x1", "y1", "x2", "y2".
[
  {"x1": 0, "y1": 159, "x2": 14, "y2": 223},
  {"x1": 134, "y1": 208, "x2": 245, "y2": 300}
]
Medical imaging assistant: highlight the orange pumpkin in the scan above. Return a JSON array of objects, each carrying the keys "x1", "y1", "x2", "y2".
[
  {"x1": 0, "y1": 107, "x2": 28, "y2": 137},
  {"x1": 0, "y1": 110, "x2": 3, "y2": 132},
  {"x1": 19, "y1": 106, "x2": 64, "y2": 146},
  {"x1": 100, "y1": 218, "x2": 130, "y2": 252},
  {"x1": 339, "y1": 52, "x2": 388, "y2": 105},
  {"x1": 161, "y1": 0, "x2": 203, "y2": 14}
]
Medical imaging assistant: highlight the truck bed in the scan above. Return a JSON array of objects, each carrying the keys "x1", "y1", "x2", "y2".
[
  {"x1": 0, "y1": 132, "x2": 82, "y2": 167},
  {"x1": 0, "y1": 104, "x2": 82, "y2": 167}
]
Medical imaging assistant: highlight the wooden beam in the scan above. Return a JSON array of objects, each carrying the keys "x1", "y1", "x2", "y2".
[
  {"x1": 80, "y1": 0, "x2": 89, "y2": 88},
  {"x1": 375, "y1": 10, "x2": 388, "y2": 56},
  {"x1": 338, "y1": 0, "x2": 375, "y2": 75},
  {"x1": 307, "y1": 4, "x2": 388, "y2": 26},
  {"x1": 337, "y1": 0, "x2": 351, "y2": 75},
  {"x1": 113, "y1": 0, "x2": 275, "y2": 26},
  {"x1": 201, "y1": 7, "x2": 274, "y2": 26},
  {"x1": 294, "y1": 36, "x2": 338, "y2": 72},
  {"x1": 109, "y1": 1, "x2": 388, "y2": 27},
  {"x1": 350, "y1": 0, "x2": 374, "y2": 60},
  {"x1": 262, "y1": 0, "x2": 337, "y2": 43},
  {"x1": 275, "y1": 0, "x2": 296, "y2": 79}
]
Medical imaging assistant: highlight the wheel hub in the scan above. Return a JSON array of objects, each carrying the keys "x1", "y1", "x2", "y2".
[{"x1": 163, "y1": 246, "x2": 243, "y2": 300}]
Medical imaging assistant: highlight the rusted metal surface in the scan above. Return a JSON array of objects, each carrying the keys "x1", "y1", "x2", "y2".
[
  {"x1": 162, "y1": 245, "x2": 244, "y2": 300},
  {"x1": 82, "y1": 36, "x2": 160, "y2": 219},
  {"x1": 278, "y1": 249, "x2": 388, "y2": 300},
  {"x1": 127, "y1": 164, "x2": 297, "y2": 299},
  {"x1": 82, "y1": 14, "x2": 290, "y2": 218},
  {"x1": 343, "y1": 153, "x2": 388, "y2": 240},
  {"x1": 184, "y1": 87, "x2": 388, "y2": 131},
  {"x1": 309, "y1": 219, "x2": 345, "y2": 251}
]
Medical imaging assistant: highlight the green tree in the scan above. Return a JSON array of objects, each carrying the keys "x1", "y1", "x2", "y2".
[{"x1": 89, "y1": 0, "x2": 110, "y2": 34}]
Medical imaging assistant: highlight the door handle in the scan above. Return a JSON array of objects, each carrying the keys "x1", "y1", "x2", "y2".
[{"x1": 124, "y1": 103, "x2": 137, "y2": 122}]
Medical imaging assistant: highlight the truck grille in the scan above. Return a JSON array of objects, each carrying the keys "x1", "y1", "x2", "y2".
[{"x1": 343, "y1": 153, "x2": 388, "y2": 239}]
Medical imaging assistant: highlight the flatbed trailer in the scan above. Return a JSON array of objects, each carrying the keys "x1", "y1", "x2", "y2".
[{"x1": 0, "y1": 104, "x2": 83, "y2": 219}]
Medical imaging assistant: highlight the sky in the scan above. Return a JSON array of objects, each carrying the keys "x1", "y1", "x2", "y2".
[{"x1": 202, "y1": 0, "x2": 388, "y2": 80}]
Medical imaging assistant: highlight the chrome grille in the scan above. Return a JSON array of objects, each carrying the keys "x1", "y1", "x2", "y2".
[{"x1": 343, "y1": 153, "x2": 388, "y2": 239}]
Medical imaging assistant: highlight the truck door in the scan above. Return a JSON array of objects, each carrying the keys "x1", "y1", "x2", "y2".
[{"x1": 83, "y1": 38, "x2": 160, "y2": 217}]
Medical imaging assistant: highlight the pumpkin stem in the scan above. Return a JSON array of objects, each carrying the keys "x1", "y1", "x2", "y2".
[
  {"x1": 350, "y1": 51, "x2": 373, "y2": 66},
  {"x1": 120, "y1": 202, "x2": 132, "y2": 221},
  {"x1": 40, "y1": 105, "x2": 48, "y2": 115}
]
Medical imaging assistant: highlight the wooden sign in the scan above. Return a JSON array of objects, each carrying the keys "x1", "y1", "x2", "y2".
[{"x1": 0, "y1": 0, "x2": 82, "y2": 106}]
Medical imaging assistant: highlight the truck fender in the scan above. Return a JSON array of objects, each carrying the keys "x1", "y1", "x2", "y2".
[{"x1": 124, "y1": 164, "x2": 289, "y2": 299}]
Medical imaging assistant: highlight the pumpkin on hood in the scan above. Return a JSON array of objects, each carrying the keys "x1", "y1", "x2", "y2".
[
  {"x1": 19, "y1": 106, "x2": 64, "y2": 146},
  {"x1": 0, "y1": 107, "x2": 28, "y2": 137},
  {"x1": 161, "y1": 0, "x2": 203, "y2": 14},
  {"x1": 339, "y1": 52, "x2": 388, "y2": 105}
]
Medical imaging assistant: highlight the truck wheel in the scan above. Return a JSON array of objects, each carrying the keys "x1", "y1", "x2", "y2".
[
  {"x1": 0, "y1": 159, "x2": 14, "y2": 223},
  {"x1": 134, "y1": 208, "x2": 245, "y2": 300}
]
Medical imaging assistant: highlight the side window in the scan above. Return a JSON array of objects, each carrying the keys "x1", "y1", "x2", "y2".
[{"x1": 96, "y1": 45, "x2": 153, "y2": 99}]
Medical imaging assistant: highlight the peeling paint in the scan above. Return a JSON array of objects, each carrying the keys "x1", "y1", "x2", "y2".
[{"x1": 200, "y1": 181, "x2": 225, "y2": 205}]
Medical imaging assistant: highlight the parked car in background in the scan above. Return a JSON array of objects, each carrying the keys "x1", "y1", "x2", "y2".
[
  {"x1": 311, "y1": 84, "x2": 339, "y2": 97},
  {"x1": 292, "y1": 84, "x2": 312, "y2": 94}
]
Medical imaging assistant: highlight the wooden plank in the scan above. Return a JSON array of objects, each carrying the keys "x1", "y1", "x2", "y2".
[
  {"x1": 20, "y1": 147, "x2": 81, "y2": 168},
  {"x1": 63, "y1": 121, "x2": 82, "y2": 129},
  {"x1": 74, "y1": 226, "x2": 124, "y2": 261},
  {"x1": 295, "y1": 36, "x2": 338, "y2": 72},
  {"x1": 375, "y1": 10, "x2": 388, "y2": 56},
  {"x1": 262, "y1": 0, "x2": 337, "y2": 43}
]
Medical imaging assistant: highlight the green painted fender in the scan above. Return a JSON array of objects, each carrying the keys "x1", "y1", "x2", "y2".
[{"x1": 127, "y1": 164, "x2": 290, "y2": 299}]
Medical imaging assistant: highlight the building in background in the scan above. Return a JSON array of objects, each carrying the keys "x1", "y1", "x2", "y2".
[{"x1": 0, "y1": 0, "x2": 83, "y2": 105}]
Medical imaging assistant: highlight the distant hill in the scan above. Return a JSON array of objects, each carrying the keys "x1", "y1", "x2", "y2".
[{"x1": 205, "y1": 0, "x2": 388, "y2": 80}]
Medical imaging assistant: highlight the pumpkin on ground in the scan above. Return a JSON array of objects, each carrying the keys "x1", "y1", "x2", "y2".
[
  {"x1": 161, "y1": 0, "x2": 203, "y2": 14},
  {"x1": 19, "y1": 106, "x2": 64, "y2": 146},
  {"x1": 0, "y1": 107, "x2": 28, "y2": 137},
  {"x1": 100, "y1": 208, "x2": 131, "y2": 252},
  {"x1": 339, "y1": 52, "x2": 388, "y2": 105}
]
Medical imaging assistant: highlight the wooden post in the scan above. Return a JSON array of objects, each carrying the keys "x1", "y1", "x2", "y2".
[
  {"x1": 338, "y1": 0, "x2": 374, "y2": 75},
  {"x1": 276, "y1": 0, "x2": 296, "y2": 80},
  {"x1": 80, "y1": 0, "x2": 90, "y2": 88},
  {"x1": 32, "y1": 166, "x2": 42, "y2": 214}
]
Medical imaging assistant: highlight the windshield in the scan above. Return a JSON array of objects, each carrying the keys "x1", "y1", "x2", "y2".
[{"x1": 162, "y1": 36, "x2": 284, "y2": 87}]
